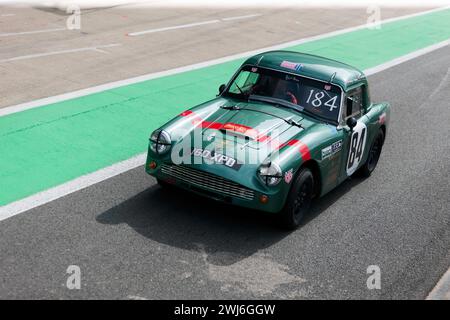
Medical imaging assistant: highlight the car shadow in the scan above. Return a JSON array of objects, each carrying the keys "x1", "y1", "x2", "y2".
[{"x1": 96, "y1": 176, "x2": 365, "y2": 266}]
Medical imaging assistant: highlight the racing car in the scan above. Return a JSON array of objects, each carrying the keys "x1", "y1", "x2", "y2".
[{"x1": 146, "y1": 51, "x2": 390, "y2": 229}]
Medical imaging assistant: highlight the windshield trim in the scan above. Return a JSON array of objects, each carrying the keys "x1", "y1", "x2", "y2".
[{"x1": 221, "y1": 64, "x2": 344, "y2": 125}]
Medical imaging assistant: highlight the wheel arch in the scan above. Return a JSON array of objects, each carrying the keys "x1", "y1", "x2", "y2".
[{"x1": 297, "y1": 159, "x2": 322, "y2": 198}]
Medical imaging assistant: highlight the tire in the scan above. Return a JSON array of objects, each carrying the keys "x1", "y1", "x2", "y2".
[
  {"x1": 358, "y1": 128, "x2": 384, "y2": 178},
  {"x1": 279, "y1": 167, "x2": 314, "y2": 230}
]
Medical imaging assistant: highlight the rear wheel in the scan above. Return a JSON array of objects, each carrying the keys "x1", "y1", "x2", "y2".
[
  {"x1": 280, "y1": 168, "x2": 314, "y2": 230},
  {"x1": 358, "y1": 129, "x2": 384, "y2": 178}
]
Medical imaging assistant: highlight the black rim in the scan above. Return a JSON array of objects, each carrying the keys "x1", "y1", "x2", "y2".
[
  {"x1": 292, "y1": 177, "x2": 313, "y2": 220},
  {"x1": 367, "y1": 135, "x2": 382, "y2": 171}
]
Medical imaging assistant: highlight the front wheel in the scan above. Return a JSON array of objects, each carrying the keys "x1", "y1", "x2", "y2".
[
  {"x1": 358, "y1": 128, "x2": 384, "y2": 178},
  {"x1": 279, "y1": 167, "x2": 314, "y2": 230}
]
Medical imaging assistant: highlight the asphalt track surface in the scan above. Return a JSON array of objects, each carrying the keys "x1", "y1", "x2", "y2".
[
  {"x1": 1, "y1": 6, "x2": 450, "y2": 299},
  {"x1": 1, "y1": 44, "x2": 449, "y2": 299}
]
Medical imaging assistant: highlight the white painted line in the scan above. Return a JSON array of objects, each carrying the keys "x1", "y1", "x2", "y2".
[
  {"x1": 2, "y1": 5, "x2": 448, "y2": 117},
  {"x1": 128, "y1": 13, "x2": 262, "y2": 36},
  {"x1": 0, "y1": 27, "x2": 67, "y2": 37},
  {"x1": 0, "y1": 44, "x2": 122, "y2": 63},
  {"x1": 0, "y1": 7, "x2": 450, "y2": 221},
  {"x1": 427, "y1": 267, "x2": 450, "y2": 300},
  {"x1": 1, "y1": 13, "x2": 16, "y2": 17},
  {"x1": 221, "y1": 13, "x2": 262, "y2": 21},
  {"x1": 128, "y1": 19, "x2": 220, "y2": 36},
  {"x1": 0, "y1": 154, "x2": 146, "y2": 222}
]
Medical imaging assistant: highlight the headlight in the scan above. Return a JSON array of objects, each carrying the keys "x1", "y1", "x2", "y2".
[
  {"x1": 150, "y1": 130, "x2": 171, "y2": 155},
  {"x1": 258, "y1": 161, "x2": 282, "y2": 186}
]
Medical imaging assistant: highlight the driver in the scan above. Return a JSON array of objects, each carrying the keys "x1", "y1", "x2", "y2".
[{"x1": 273, "y1": 80, "x2": 299, "y2": 104}]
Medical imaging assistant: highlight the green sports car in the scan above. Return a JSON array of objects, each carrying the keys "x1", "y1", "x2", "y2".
[{"x1": 146, "y1": 51, "x2": 390, "y2": 229}]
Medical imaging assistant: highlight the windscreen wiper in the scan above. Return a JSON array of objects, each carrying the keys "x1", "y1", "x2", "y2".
[
  {"x1": 285, "y1": 118, "x2": 303, "y2": 128},
  {"x1": 234, "y1": 83, "x2": 250, "y2": 102},
  {"x1": 298, "y1": 107, "x2": 330, "y2": 123},
  {"x1": 249, "y1": 94, "x2": 332, "y2": 125},
  {"x1": 249, "y1": 94, "x2": 302, "y2": 114}
]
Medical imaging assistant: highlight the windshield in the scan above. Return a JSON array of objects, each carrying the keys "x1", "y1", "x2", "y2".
[{"x1": 224, "y1": 65, "x2": 342, "y2": 123}]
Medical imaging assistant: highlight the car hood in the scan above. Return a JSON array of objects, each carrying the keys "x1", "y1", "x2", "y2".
[
  {"x1": 202, "y1": 106, "x2": 301, "y2": 147},
  {"x1": 165, "y1": 98, "x2": 318, "y2": 166}
]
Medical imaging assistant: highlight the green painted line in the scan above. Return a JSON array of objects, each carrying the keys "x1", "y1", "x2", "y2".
[{"x1": 1, "y1": 9, "x2": 450, "y2": 206}]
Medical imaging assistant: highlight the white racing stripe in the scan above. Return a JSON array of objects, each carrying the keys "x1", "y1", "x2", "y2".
[
  {"x1": 0, "y1": 27, "x2": 67, "y2": 37},
  {"x1": 127, "y1": 13, "x2": 262, "y2": 36},
  {"x1": 0, "y1": 7, "x2": 450, "y2": 222},
  {"x1": 0, "y1": 44, "x2": 122, "y2": 63}
]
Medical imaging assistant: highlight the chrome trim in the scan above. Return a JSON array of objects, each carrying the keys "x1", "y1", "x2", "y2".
[{"x1": 161, "y1": 164, "x2": 255, "y2": 201}]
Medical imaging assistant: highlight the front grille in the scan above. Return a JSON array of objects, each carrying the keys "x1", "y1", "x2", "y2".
[{"x1": 160, "y1": 164, "x2": 254, "y2": 201}]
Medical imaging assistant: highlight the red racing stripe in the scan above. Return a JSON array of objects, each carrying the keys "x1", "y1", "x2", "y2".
[
  {"x1": 179, "y1": 109, "x2": 271, "y2": 142},
  {"x1": 179, "y1": 110, "x2": 193, "y2": 117},
  {"x1": 180, "y1": 110, "x2": 311, "y2": 159},
  {"x1": 277, "y1": 139, "x2": 311, "y2": 161},
  {"x1": 297, "y1": 140, "x2": 311, "y2": 161}
]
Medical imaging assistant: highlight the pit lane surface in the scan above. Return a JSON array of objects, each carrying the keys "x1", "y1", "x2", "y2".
[
  {"x1": 0, "y1": 5, "x2": 450, "y2": 299},
  {"x1": 1, "y1": 43, "x2": 449, "y2": 299},
  {"x1": 1, "y1": 6, "x2": 421, "y2": 108}
]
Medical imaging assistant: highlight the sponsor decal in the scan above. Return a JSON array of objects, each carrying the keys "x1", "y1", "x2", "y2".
[
  {"x1": 324, "y1": 84, "x2": 332, "y2": 91},
  {"x1": 280, "y1": 60, "x2": 303, "y2": 71},
  {"x1": 378, "y1": 112, "x2": 386, "y2": 125},
  {"x1": 191, "y1": 148, "x2": 241, "y2": 170},
  {"x1": 321, "y1": 140, "x2": 342, "y2": 160},
  {"x1": 286, "y1": 75, "x2": 300, "y2": 82},
  {"x1": 284, "y1": 168, "x2": 294, "y2": 184}
]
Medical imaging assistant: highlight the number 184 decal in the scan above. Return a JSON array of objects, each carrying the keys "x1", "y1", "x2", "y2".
[{"x1": 346, "y1": 122, "x2": 367, "y2": 175}]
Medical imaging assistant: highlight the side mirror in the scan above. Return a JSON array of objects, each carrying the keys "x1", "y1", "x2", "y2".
[
  {"x1": 218, "y1": 84, "x2": 226, "y2": 95},
  {"x1": 346, "y1": 117, "x2": 357, "y2": 130}
]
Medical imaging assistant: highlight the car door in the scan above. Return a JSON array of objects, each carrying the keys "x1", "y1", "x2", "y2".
[{"x1": 341, "y1": 85, "x2": 370, "y2": 178}]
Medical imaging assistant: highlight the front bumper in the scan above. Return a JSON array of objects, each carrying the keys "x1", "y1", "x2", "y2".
[{"x1": 146, "y1": 159, "x2": 287, "y2": 213}]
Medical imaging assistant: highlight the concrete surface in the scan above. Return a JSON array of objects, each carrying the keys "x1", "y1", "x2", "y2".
[{"x1": 0, "y1": 6, "x2": 427, "y2": 107}]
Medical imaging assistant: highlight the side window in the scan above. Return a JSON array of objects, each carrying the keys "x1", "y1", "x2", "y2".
[{"x1": 345, "y1": 87, "x2": 363, "y2": 119}]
